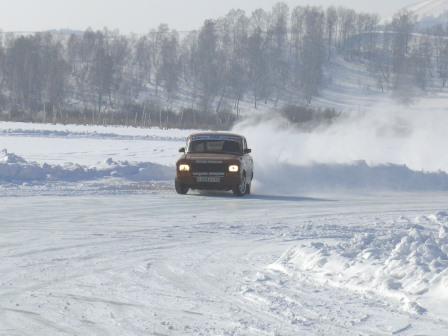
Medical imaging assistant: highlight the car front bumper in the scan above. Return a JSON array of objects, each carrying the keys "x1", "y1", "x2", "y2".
[{"x1": 176, "y1": 172, "x2": 242, "y2": 191}]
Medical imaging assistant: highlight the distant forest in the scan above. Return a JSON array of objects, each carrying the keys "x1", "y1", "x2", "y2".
[{"x1": 0, "y1": 3, "x2": 447, "y2": 129}]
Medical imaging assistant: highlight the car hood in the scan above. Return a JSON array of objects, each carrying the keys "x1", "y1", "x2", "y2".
[{"x1": 182, "y1": 153, "x2": 241, "y2": 162}]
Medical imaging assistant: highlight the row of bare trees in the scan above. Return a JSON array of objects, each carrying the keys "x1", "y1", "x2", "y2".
[{"x1": 0, "y1": 4, "x2": 447, "y2": 128}]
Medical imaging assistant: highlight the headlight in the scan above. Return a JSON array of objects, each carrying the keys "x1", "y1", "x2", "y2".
[
  {"x1": 179, "y1": 164, "x2": 190, "y2": 172},
  {"x1": 229, "y1": 165, "x2": 239, "y2": 173}
]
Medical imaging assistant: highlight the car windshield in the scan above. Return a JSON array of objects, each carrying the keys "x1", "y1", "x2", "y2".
[{"x1": 188, "y1": 140, "x2": 242, "y2": 155}]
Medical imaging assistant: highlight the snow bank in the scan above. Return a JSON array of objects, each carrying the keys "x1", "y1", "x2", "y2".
[
  {"x1": 271, "y1": 213, "x2": 448, "y2": 317},
  {"x1": 253, "y1": 161, "x2": 448, "y2": 192},
  {"x1": 2, "y1": 148, "x2": 447, "y2": 191},
  {"x1": 0, "y1": 149, "x2": 173, "y2": 184}
]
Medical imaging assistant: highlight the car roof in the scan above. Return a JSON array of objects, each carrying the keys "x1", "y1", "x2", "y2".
[{"x1": 188, "y1": 132, "x2": 245, "y2": 140}]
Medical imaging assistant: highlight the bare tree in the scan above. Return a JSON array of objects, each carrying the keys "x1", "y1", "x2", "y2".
[
  {"x1": 158, "y1": 30, "x2": 180, "y2": 98},
  {"x1": 0, "y1": 2, "x2": 446, "y2": 129},
  {"x1": 390, "y1": 10, "x2": 417, "y2": 94},
  {"x1": 247, "y1": 28, "x2": 269, "y2": 108},
  {"x1": 411, "y1": 36, "x2": 433, "y2": 90},
  {"x1": 326, "y1": 7, "x2": 338, "y2": 60},
  {"x1": 196, "y1": 20, "x2": 222, "y2": 111},
  {"x1": 301, "y1": 7, "x2": 325, "y2": 104}
]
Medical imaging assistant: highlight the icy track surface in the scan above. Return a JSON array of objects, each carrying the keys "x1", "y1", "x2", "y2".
[
  {"x1": 1, "y1": 121, "x2": 448, "y2": 335},
  {"x1": 1, "y1": 192, "x2": 448, "y2": 335}
]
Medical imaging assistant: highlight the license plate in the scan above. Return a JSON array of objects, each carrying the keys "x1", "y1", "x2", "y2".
[{"x1": 196, "y1": 176, "x2": 221, "y2": 183}]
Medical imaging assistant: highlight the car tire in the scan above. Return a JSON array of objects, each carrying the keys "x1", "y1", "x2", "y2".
[
  {"x1": 245, "y1": 172, "x2": 253, "y2": 195},
  {"x1": 245, "y1": 182, "x2": 251, "y2": 195},
  {"x1": 175, "y1": 180, "x2": 189, "y2": 195},
  {"x1": 232, "y1": 172, "x2": 247, "y2": 197}
]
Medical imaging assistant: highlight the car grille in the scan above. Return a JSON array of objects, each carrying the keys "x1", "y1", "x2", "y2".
[{"x1": 192, "y1": 162, "x2": 227, "y2": 173}]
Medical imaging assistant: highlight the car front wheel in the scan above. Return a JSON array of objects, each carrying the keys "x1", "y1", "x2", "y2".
[
  {"x1": 233, "y1": 173, "x2": 247, "y2": 197},
  {"x1": 175, "y1": 180, "x2": 189, "y2": 195},
  {"x1": 245, "y1": 181, "x2": 251, "y2": 195}
]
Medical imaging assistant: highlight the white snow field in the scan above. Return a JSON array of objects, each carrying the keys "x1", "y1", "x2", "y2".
[
  {"x1": 0, "y1": 122, "x2": 191, "y2": 167},
  {"x1": 1, "y1": 121, "x2": 448, "y2": 335},
  {"x1": 1, "y1": 192, "x2": 448, "y2": 335}
]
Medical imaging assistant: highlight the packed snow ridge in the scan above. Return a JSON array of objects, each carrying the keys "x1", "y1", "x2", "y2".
[
  {"x1": 271, "y1": 212, "x2": 448, "y2": 317},
  {"x1": 2, "y1": 148, "x2": 448, "y2": 191},
  {"x1": 0, "y1": 149, "x2": 173, "y2": 184}
]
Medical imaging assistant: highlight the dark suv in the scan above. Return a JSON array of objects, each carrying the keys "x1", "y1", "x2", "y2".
[{"x1": 175, "y1": 133, "x2": 254, "y2": 196}]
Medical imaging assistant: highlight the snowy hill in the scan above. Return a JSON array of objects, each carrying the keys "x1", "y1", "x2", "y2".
[{"x1": 406, "y1": 0, "x2": 448, "y2": 18}]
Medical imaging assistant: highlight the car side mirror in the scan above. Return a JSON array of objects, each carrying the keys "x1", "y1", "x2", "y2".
[
  {"x1": 244, "y1": 149, "x2": 252, "y2": 154},
  {"x1": 179, "y1": 147, "x2": 185, "y2": 153}
]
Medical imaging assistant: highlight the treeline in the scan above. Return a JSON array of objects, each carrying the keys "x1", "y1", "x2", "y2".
[{"x1": 0, "y1": 3, "x2": 446, "y2": 129}]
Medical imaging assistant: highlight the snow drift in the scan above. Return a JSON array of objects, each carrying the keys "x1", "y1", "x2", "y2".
[
  {"x1": 271, "y1": 212, "x2": 448, "y2": 317},
  {"x1": 0, "y1": 149, "x2": 173, "y2": 184}
]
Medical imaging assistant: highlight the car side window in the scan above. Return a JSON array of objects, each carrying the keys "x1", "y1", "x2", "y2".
[{"x1": 243, "y1": 139, "x2": 247, "y2": 152}]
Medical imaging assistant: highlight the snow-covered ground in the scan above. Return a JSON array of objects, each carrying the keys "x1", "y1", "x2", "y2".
[
  {"x1": 0, "y1": 122, "x2": 190, "y2": 166},
  {"x1": 2, "y1": 191, "x2": 448, "y2": 335},
  {"x1": 1, "y1": 121, "x2": 448, "y2": 335}
]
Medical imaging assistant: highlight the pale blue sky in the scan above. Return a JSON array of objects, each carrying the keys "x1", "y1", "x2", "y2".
[{"x1": 0, "y1": 0, "x2": 418, "y2": 33}]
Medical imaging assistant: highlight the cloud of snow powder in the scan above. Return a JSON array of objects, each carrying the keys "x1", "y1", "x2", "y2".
[
  {"x1": 233, "y1": 103, "x2": 448, "y2": 192},
  {"x1": 235, "y1": 104, "x2": 447, "y2": 172}
]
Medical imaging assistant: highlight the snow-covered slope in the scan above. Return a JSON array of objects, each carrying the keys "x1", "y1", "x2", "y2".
[{"x1": 406, "y1": 0, "x2": 448, "y2": 18}]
